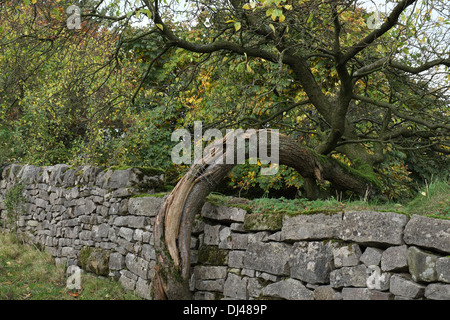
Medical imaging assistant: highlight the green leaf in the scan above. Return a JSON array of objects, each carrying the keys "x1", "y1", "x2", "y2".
[{"x1": 307, "y1": 12, "x2": 313, "y2": 25}]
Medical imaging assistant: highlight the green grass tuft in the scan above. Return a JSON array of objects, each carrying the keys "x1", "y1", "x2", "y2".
[{"x1": 0, "y1": 233, "x2": 142, "y2": 300}]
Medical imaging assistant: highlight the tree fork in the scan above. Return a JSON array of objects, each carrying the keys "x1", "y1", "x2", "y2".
[{"x1": 153, "y1": 130, "x2": 380, "y2": 299}]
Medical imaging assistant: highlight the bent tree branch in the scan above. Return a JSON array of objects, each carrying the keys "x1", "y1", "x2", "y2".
[{"x1": 153, "y1": 130, "x2": 381, "y2": 299}]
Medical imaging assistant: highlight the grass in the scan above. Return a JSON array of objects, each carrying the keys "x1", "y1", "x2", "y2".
[
  {"x1": 207, "y1": 180, "x2": 450, "y2": 219},
  {"x1": 404, "y1": 179, "x2": 450, "y2": 218},
  {"x1": 0, "y1": 233, "x2": 142, "y2": 300}
]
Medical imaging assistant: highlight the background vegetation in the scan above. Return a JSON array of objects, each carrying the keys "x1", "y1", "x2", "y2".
[{"x1": 0, "y1": 0, "x2": 448, "y2": 201}]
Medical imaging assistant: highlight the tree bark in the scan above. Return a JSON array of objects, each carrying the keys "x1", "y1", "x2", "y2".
[{"x1": 153, "y1": 130, "x2": 380, "y2": 299}]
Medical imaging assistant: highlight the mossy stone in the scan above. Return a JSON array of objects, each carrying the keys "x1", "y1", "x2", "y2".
[
  {"x1": 243, "y1": 213, "x2": 283, "y2": 231},
  {"x1": 198, "y1": 245, "x2": 228, "y2": 266}
]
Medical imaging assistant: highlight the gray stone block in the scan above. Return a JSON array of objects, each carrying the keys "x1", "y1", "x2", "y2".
[
  {"x1": 244, "y1": 242, "x2": 291, "y2": 276},
  {"x1": 136, "y1": 277, "x2": 152, "y2": 300},
  {"x1": 333, "y1": 243, "x2": 362, "y2": 267},
  {"x1": 381, "y1": 245, "x2": 408, "y2": 271},
  {"x1": 330, "y1": 265, "x2": 368, "y2": 288},
  {"x1": 425, "y1": 283, "x2": 450, "y2": 300},
  {"x1": 281, "y1": 212, "x2": 343, "y2": 241},
  {"x1": 313, "y1": 285, "x2": 342, "y2": 300},
  {"x1": 290, "y1": 241, "x2": 335, "y2": 284},
  {"x1": 203, "y1": 224, "x2": 221, "y2": 246},
  {"x1": 262, "y1": 279, "x2": 314, "y2": 300},
  {"x1": 109, "y1": 252, "x2": 125, "y2": 270},
  {"x1": 404, "y1": 215, "x2": 450, "y2": 254},
  {"x1": 119, "y1": 272, "x2": 136, "y2": 291},
  {"x1": 202, "y1": 202, "x2": 246, "y2": 223},
  {"x1": 407, "y1": 246, "x2": 440, "y2": 282},
  {"x1": 360, "y1": 247, "x2": 383, "y2": 267},
  {"x1": 128, "y1": 196, "x2": 164, "y2": 216},
  {"x1": 119, "y1": 227, "x2": 134, "y2": 242},
  {"x1": 194, "y1": 266, "x2": 227, "y2": 280},
  {"x1": 342, "y1": 288, "x2": 393, "y2": 300},
  {"x1": 437, "y1": 257, "x2": 450, "y2": 283},
  {"x1": 389, "y1": 274, "x2": 425, "y2": 299},
  {"x1": 339, "y1": 211, "x2": 409, "y2": 245},
  {"x1": 228, "y1": 250, "x2": 245, "y2": 268},
  {"x1": 125, "y1": 253, "x2": 151, "y2": 279},
  {"x1": 223, "y1": 273, "x2": 248, "y2": 299}
]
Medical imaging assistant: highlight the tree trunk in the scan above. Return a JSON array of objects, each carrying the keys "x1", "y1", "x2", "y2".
[{"x1": 153, "y1": 130, "x2": 379, "y2": 299}]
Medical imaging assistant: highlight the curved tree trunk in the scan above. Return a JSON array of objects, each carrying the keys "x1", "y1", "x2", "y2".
[{"x1": 153, "y1": 130, "x2": 379, "y2": 299}]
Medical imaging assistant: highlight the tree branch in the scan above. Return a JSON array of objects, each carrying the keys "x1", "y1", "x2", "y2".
[
  {"x1": 353, "y1": 94, "x2": 450, "y2": 131},
  {"x1": 340, "y1": 0, "x2": 417, "y2": 64},
  {"x1": 390, "y1": 58, "x2": 450, "y2": 74}
]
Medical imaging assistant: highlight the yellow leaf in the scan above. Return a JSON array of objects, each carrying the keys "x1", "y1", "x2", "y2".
[
  {"x1": 279, "y1": 14, "x2": 285, "y2": 22},
  {"x1": 242, "y1": 4, "x2": 251, "y2": 10},
  {"x1": 269, "y1": 24, "x2": 275, "y2": 33},
  {"x1": 155, "y1": 24, "x2": 164, "y2": 30},
  {"x1": 234, "y1": 21, "x2": 241, "y2": 31},
  {"x1": 246, "y1": 63, "x2": 253, "y2": 73}
]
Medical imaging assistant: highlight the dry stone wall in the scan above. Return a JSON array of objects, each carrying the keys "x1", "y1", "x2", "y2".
[{"x1": 0, "y1": 164, "x2": 450, "y2": 300}]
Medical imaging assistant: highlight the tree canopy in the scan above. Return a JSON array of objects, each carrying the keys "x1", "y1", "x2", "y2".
[{"x1": 1, "y1": 0, "x2": 448, "y2": 200}]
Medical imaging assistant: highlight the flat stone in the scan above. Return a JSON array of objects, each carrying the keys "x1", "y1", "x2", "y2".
[
  {"x1": 281, "y1": 212, "x2": 343, "y2": 241},
  {"x1": 424, "y1": 283, "x2": 450, "y2": 300},
  {"x1": 203, "y1": 224, "x2": 221, "y2": 246},
  {"x1": 313, "y1": 285, "x2": 342, "y2": 300},
  {"x1": 194, "y1": 266, "x2": 227, "y2": 280},
  {"x1": 261, "y1": 279, "x2": 314, "y2": 300},
  {"x1": 195, "y1": 279, "x2": 225, "y2": 292},
  {"x1": 125, "y1": 253, "x2": 151, "y2": 280},
  {"x1": 407, "y1": 246, "x2": 440, "y2": 282},
  {"x1": 223, "y1": 273, "x2": 248, "y2": 299},
  {"x1": 339, "y1": 211, "x2": 409, "y2": 246},
  {"x1": 119, "y1": 272, "x2": 136, "y2": 291},
  {"x1": 342, "y1": 288, "x2": 394, "y2": 300},
  {"x1": 228, "y1": 251, "x2": 245, "y2": 268},
  {"x1": 202, "y1": 202, "x2": 246, "y2": 223},
  {"x1": 389, "y1": 274, "x2": 425, "y2": 299},
  {"x1": 119, "y1": 227, "x2": 134, "y2": 242},
  {"x1": 109, "y1": 252, "x2": 125, "y2": 270},
  {"x1": 128, "y1": 196, "x2": 164, "y2": 216},
  {"x1": 381, "y1": 245, "x2": 408, "y2": 271},
  {"x1": 437, "y1": 257, "x2": 450, "y2": 283},
  {"x1": 333, "y1": 243, "x2": 362, "y2": 267},
  {"x1": 290, "y1": 241, "x2": 335, "y2": 284},
  {"x1": 360, "y1": 247, "x2": 383, "y2": 267},
  {"x1": 135, "y1": 277, "x2": 152, "y2": 300},
  {"x1": 244, "y1": 242, "x2": 291, "y2": 276},
  {"x1": 404, "y1": 215, "x2": 450, "y2": 254},
  {"x1": 330, "y1": 265, "x2": 368, "y2": 288}
]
